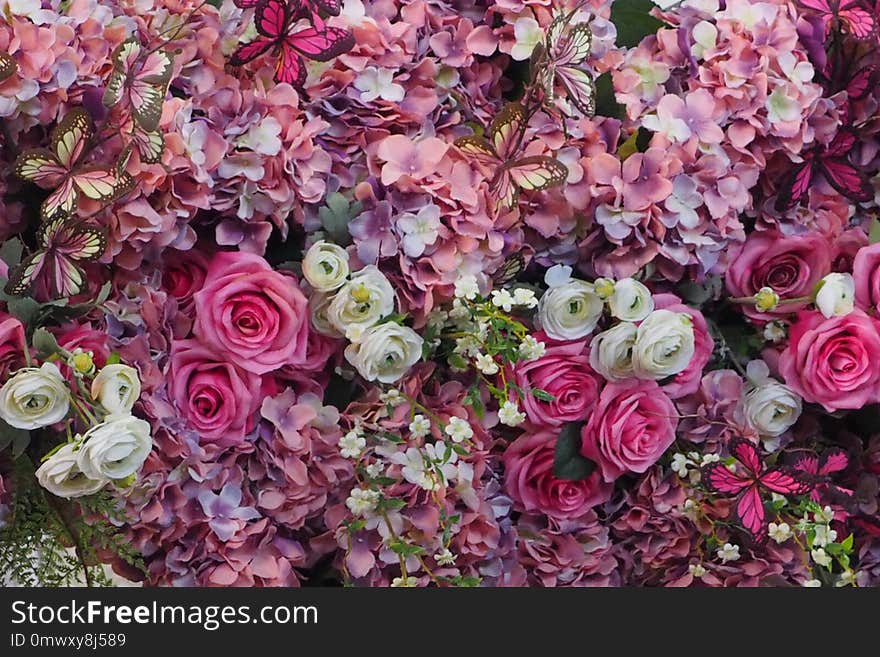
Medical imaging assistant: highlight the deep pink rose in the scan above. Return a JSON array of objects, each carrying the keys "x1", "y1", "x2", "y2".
[
  {"x1": 653, "y1": 294, "x2": 714, "y2": 399},
  {"x1": 853, "y1": 243, "x2": 880, "y2": 311},
  {"x1": 168, "y1": 339, "x2": 262, "y2": 446},
  {"x1": 726, "y1": 230, "x2": 832, "y2": 321},
  {"x1": 193, "y1": 252, "x2": 309, "y2": 374},
  {"x1": 162, "y1": 248, "x2": 210, "y2": 315},
  {"x1": 513, "y1": 332, "x2": 602, "y2": 427},
  {"x1": 778, "y1": 310, "x2": 880, "y2": 412},
  {"x1": 581, "y1": 380, "x2": 678, "y2": 482},
  {"x1": 0, "y1": 313, "x2": 25, "y2": 380},
  {"x1": 504, "y1": 430, "x2": 613, "y2": 519}
]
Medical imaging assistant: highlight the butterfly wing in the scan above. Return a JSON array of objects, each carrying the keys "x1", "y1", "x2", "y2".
[
  {"x1": 488, "y1": 103, "x2": 526, "y2": 161},
  {"x1": 234, "y1": 0, "x2": 261, "y2": 6},
  {"x1": 819, "y1": 449, "x2": 849, "y2": 475},
  {"x1": 489, "y1": 169, "x2": 518, "y2": 210},
  {"x1": 702, "y1": 462, "x2": 754, "y2": 495},
  {"x1": 44, "y1": 218, "x2": 106, "y2": 298},
  {"x1": 4, "y1": 251, "x2": 48, "y2": 297},
  {"x1": 132, "y1": 125, "x2": 165, "y2": 164},
  {"x1": 285, "y1": 25, "x2": 355, "y2": 61},
  {"x1": 504, "y1": 155, "x2": 570, "y2": 194},
  {"x1": 255, "y1": 0, "x2": 290, "y2": 38},
  {"x1": 51, "y1": 108, "x2": 92, "y2": 170},
  {"x1": 845, "y1": 64, "x2": 875, "y2": 101},
  {"x1": 492, "y1": 252, "x2": 526, "y2": 286},
  {"x1": 229, "y1": 37, "x2": 276, "y2": 66},
  {"x1": 0, "y1": 51, "x2": 17, "y2": 82},
  {"x1": 103, "y1": 39, "x2": 140, "y2": 108},
  {"x1": 735, "y1": 485, "x2": 767, "y2": 536},
  {"x1": 271, "y1": 42, "x2": 306, "y2": 86},
  {"x1": 14, "y1": 149, "x2": 67, "y2": 188},
  {"x1": 41, "y1": 178, "x2": 78, "y2": 221},
  {"x1": 758, "y1": 468, "x2": 812, "y2": 495},
  {"x1": 730, "y1": 438, "x2": 764, "y2": 475},
  {"x1": 837, "y1": 0, "x2": 876, "y2": 39},
  {"x1": 454, "y1": 136, "x2": 498, "y2": 169},
  {"x1": 774, "y1": 159, "x2": 813, "y2": 211},
  {"x1": 555, "y1": 66, "x2": 596, "y2": 117},
  {"x1": 70, "y1": 167, "x2": 127, "y2": 203},
  {"x1": 552, "y1": 24, "x2": 593, "y2": 68},
  {"x1": 819, "y1": 157, "x2": 872, "y2": 202},
  {"x1": 307, "y1": 0, "x2": 342, "y2": 15},
  {"x1": 793, "y1": 455, "x2": 819, "y2": 476}
]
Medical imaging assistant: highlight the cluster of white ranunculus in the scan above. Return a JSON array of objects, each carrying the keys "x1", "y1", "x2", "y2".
[
  {"x1": 303, "y1": 241, "x2": 423, "y2": 384},
  {"x1": 537, "y1": 266, "x2": 696, "y2": 382},
  {"x1": 0, "y1": 360, "x2": 151, "y2": 499}
]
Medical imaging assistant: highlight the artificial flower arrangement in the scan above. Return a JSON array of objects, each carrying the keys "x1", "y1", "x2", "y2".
[{"x1": 1, "y1": 0, "x2": 880, "y2": 587}]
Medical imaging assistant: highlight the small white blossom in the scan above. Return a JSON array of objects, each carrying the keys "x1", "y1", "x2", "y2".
[
  {"x1": 688, "y1": 563, "x2": 707, "y2": 578},
  {"x1": 475, "y1": 354, "x2": 500, "y2": 375},
  {"x1": 409, "y1": 414, "x2": 431, "y2": 439},
  {"x1": 498, "y1": 400, "x2": 526, "y2": 427},
  {"x1": 512, "y1": 288, "x2": 538, "y2": 308},
  {"x1": 434, "y1": 548, "x2": 457, "y2": 566},
  {"x1": 763, "y1": 320, "x2": 787, "y2": 343},
  {"x1": 354, "y1": 66, "x2": 405, "y2": 103},
  {"x1": 339, "y1": 430, "x2": 367, "y2": 459},
  {"x1": 811, "y1": 548, "x2": 832, "y2": 568},
  {"x1": 803, "y1": 579, "x2": 822, "y2": 588},
  {"x1": 365, "y1": 462, "x2": 384, "y2": 478},
  {"x1": 701, "y1": 453, "x2": 720, "y2": 465},
  {"x1": 445, "y1": 416, "x2": 473, "y2": 443},
  {"x1": 518, "y1": 335, "x2": 546, "y2": 361},
  {"x1": 510, "y1": 17, "x2": 543, "y2": 61},
  {"x1": 380, "y1": 388, "x2": 405, "y2": 406},
  {"x1": 346, "y1": 488, "x2": 380, "y2": 516},
  {"x1": 391, "y1": 576, "x2": 418, "y2": 587},
  {"x1": 490, "y1": 289, "x2": 515, "y2": 312},
  {"x1": 454, "y1": 274, "x2": 480, "y2": 300},
  {"x1": 836, "y1": 569, "x2": 856, "y2": 587},
  {"x1": 770, "y1": 492, "x2": 788, "y2": 507},
  {"x1": 812, "y1": 524, "x2": 838, "y2": 548},
  {"x1": 815, "y1": 506, "x2": 835, "y2": 523},
  {"x1": 768, "y1": 522, "x2": 792, "y2": 544},
  {"x1": 717, "y1": 543, "x2": 740, "y2": 563},
  {"x1": 671, "y1": 453, "x2": 690, "y2": 477}
]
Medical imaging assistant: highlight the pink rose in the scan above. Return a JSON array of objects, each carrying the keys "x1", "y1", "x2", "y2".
[
  {"x1": 193, "y1": 252, "x2": 309, "y2": 374},
  {"x1": 853, "y1": 243, "x2": 880, "y2": 311},
  {"x1": 513, "y1": 332, "x2": 602, "y2": 427},
  {"x1": 581, "y1": 380, "x2": 678, "y2": 482},
  {"x1": 653, "y1": 294, "x2": 714, "y2": 399},
  {"x1": 162, "y1": 248, "x2": 210, "y2": 315},
  {"x1": 778, "y1": 310, "x2": 880, "y2": 412},
  {"x1": 0, "y1": 312, "x2": 25, "y2": 380},
  {"x1": 726, "y1": 230, "x2": 832, "y2": 321},
  {"x1": 504, "y1": 430, "x2": 613, "y2": 519},
  {"x1": 168, "y1": 339, "x2": 263, "y2": 447}
]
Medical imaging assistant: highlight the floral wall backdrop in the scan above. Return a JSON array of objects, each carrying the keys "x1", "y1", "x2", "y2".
[{"x1": 1, "y1": 0, "x2": 879, "y2": 587}]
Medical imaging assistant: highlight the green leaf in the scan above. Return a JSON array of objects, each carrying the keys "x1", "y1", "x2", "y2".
[
  {"x1": 531, "y1": 388, "x2": 555, "y2": 402},
  {"x1": 32, "y1": 327, "x2": 60, "y2": 359},
  {"x1": 318, "y1": 192, "x2": 360, "y2": 246},
  {"x1": 870, "y1": 217, "x2": 880, "y2": 245},
  {"x1": 552, "y1": 422, "x2": 596, "y2": 481},
  {"x1": 105, "y1": 352, "x2": 122, "y2": 365},
  {"x1": 6, "y1": 296, "x2": 39, "y2": 328},
  {"x1": 0, "y1": 420, "x2": 30, "y2": 459},
  {"x1": 841, "y1": 533, "x2": 854, "y2": 552},
  {"x1": 610, "y1": 0, "x2": 666, "y2": 48},
  {"x1": 594, "y1": 72, "x2": 625, "y2": 119},
  {"x1": 0, "y1": 238, "x2": 23, "y2": 269}
]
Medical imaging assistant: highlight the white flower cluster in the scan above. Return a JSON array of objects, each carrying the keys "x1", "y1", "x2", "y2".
[
  {"x1": 0, "y1": 362, "x2": 151, "y2": 499},
  {"x1": 735, "y1": 360, "x2": 802, "y2": 441},
  {"x1": 303, "y1": 242, "x2": 423, "y2": 385}
]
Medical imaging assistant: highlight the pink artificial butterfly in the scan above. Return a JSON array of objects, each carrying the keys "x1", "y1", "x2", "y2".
[
  {"x1": 793, "y1": 449, "x2": 853, "y2": 504},
  {"x1": 14, "y1": 108, "x2": 134, "y2": 221},
  {"x1": 0, "y1": 51, "x2": 17, "y2": 82},
  {"x1": 4, "y1": 214, "x2": 106, "y2": 299},
  {"x1": 835, "y1": 64, "x2": 875, "y2": 122},
  {"x1": 229, "y1": 0, "x2": 354, "y2": 87},
  {"x1": 234, "y1": 0, "x2": 341, "y2": 16},
  {"x1": 796, "y1": 0, "x2": 877, "y2": 40},
  {"x1": 454, "y1": 103, "x2": 568, "y2": 211},
  {"x1": 536, "y1": 11, "x2": 596, "y2": 117},
  {"x1": 774, "y1": 129, "x2": 872, "y2": 211},
  {"x1": 702, "y1": 438, "x2": 812, "y2": 538}
]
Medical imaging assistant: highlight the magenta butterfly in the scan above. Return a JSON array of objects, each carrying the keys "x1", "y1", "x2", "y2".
[
  {"x1": 774, "y1": 129, "x2": 872, "y2": 211},
  {"x1": 234, "y1": 0, "x2": 341, "y2": 16},
  {"x1": 537, "y1": 12, "x2": 596, "y2": 116},
  {"x1": 793, "y1": 449, "x2": 852, "y2": 504},
  {"x1": 14, "y1": 108, "x2": 134, "y2": 221},
  {"x1": 4, "y1": 215, "x2": 106, "y2": 299},
  {"x1": 229, "y1": 0, "x2": 354, "y2": 87},
  {"x1": 836, "y1": 64, "x2": 875, "y2": 122},
  {"x1": 797, "y1": 0, "x2": 877, "y2": 40},
  {"x1": 702, "y1": 438, "x2": 811, "y2": 538},
  {"x1": 454, "y1": 103, "x2": 568, "y2": 211},
  {"x1": 0, "y1": 51, "x2": 16, "y2": 82}
]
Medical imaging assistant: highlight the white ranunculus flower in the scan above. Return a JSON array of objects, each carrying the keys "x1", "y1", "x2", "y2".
[
  {"x1": 91, "y1": 364, "x2": 141, "y2": 415},
  {"x1": 77, "y1": 415, "x2": 152, "y2": 481},
  {"x1": 738, "y1": 382, "x2": 802, "y2": 437},
  {"x1": 344, "y1": 322, "x2": 423, "y2": 383},
  {"x1": 328, "y1": 265, "x2": 396, "y2": 341},
  {"x1": 35, "y1": 443, "x2": 106, "y2": 499},
  {"x1": 302, "y1": 240, "x2": 350, "y2": 292},
  {"x1": 608, "y1": 278, "x2": 654, "y2": 322},
  {"x1": 309, "y1": 293, "x2": 344, "y2": 338},
  {"x1": 589, "y1": 322, "x2": 638, "y2": 381},
  {"x1": 0, "y1": 363, "x2": 70, "y2": 430},
  {"x1": 632, "y1": 309, "x2": 695, "y2": 379},
  {"x1": 537, "y1": 280, "x2": 603, "y2": 341},
  {"x1": 815, "y1": 273, "x2": 855, "y2": 319}
]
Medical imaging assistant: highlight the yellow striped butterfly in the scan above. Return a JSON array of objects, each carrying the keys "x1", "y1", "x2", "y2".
[
  {"x1": 4, "y1": 214, "x2": 106, "y2": 299},
  {"x1": 0, "y1": 51, "x2": 17, "y2": 82},
  {"x1": 539, "y1": 12, "x2": 596, "y2": 117},
  {"x1": 14, "y1": 108, "x2": 134, "y2": 221},
  {"x1": 454, "y1": 103, "x2": 568, "y2": 211}
]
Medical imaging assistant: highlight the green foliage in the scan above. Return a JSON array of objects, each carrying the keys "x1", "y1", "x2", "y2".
[
  {"x1": 0, "y1": 237, "x2": 23, "y2": 269},
  {"x1": 0, "y1": 419, "x2": 30, "y2": 458},
  {"x1": 319, "y1": 192, "x2": 362, "y2": 246},
  {"x1": 870, "y1": 217, "x2": 880, "y2": 245},
  {"x1": 553, "y1": 422, "x2": 596, "y2": 481},
  {"x1": 610, "y1": 0, "x2": 666, "y2": 48},
  {"x1": 594, "y1": 72, "x2": 625, "y2": 119},
  {"x1": 0, "y1": 458, "x2": 144, "y2": 587},
  {"x1": 32, "y1": 327, "x2": 60, "y2": 359}
]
